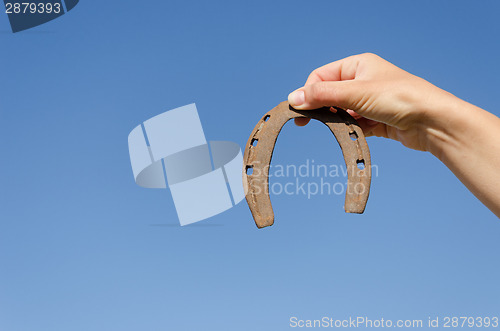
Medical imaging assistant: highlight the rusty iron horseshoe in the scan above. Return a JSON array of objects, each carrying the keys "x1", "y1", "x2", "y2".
[{"x1": 243, "y1": 101, "x2": 371, "y2": 228}]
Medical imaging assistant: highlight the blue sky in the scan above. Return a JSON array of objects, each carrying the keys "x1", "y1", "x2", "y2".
[{"x1": 1, "y1": 1, "x2": 499, "y2": 330}]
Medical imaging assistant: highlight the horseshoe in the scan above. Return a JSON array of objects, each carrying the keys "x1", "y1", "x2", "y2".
[{"x1": 242, "y1": 101, "x2": 371, "y2": 228}]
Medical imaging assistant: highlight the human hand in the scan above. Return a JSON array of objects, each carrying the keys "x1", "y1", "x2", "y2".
[
  {"x1": 288, "y1": 53, "x2": 460, "y2": 152},
  {"x1": 289, "y1": 53, "x2": 500, "y2": 217}
]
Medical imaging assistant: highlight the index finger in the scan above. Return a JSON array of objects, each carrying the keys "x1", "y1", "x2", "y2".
[{"x1": 304, "y1": 54, "x2": 362, "y2": 86}]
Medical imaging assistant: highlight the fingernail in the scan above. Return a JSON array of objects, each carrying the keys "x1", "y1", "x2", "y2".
[{"x1": 288, "y1": 90, "x2": 305, "y2": 107}]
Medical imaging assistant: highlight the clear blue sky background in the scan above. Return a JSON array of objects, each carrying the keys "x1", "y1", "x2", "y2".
[{"x1": 1, "y1": 1, "x2": 499, "y2": 330}]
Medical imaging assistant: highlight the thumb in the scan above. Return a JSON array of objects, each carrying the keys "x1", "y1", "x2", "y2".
[{"x1": 288, "y1": 80, "x2": 372, "y2": 114}]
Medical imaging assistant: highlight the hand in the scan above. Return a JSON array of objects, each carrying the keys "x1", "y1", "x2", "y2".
[
  {"x1": 288, "y1": 53, "x2": 458, "y2": 152},
  {"x1": 288, "y1": 53, "x2": 500, "y2": 217}
]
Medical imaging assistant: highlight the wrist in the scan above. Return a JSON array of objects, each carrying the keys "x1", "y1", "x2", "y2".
[
  {"x1": 419, "y1": 90, "x2": 474, "y2": 160},
  {"x1": 417, "y1": 89, "x2": 500, "y2": 216}
]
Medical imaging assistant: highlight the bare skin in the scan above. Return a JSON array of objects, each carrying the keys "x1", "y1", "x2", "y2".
[{"x1": 288, "y1": 53, "x2": 500, "y2": 217}]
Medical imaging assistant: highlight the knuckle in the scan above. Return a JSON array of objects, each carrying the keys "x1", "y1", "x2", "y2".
[
  {"x1": 307, "y1": 68, "x2": 321, "y2": 80},
  {"x1": 362, "y1": 52, "x2": 377, "y2": 58},
  {"x1": 310, "y1": 68, "x2": 320, "y2": 76},
  {"x1": 308, "y1": 82, "x2": 335, "y2": 104},
  {"x1": 308, "y1": 83, "x2": 325, "y2": 101},
  {"x1": 360, "y1": 52, "x2": 381, "y2": 61}
]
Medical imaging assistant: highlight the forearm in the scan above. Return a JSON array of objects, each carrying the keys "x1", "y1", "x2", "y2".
[{"x1": 425, "y1": 94, "x2": 500, "y2": 217}]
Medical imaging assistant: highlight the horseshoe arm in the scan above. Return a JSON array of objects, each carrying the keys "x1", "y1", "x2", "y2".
[{"x1": 242, "y1": 101, "x2": 371, "y2": 228}]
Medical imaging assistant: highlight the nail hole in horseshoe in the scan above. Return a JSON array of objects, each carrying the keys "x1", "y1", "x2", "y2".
[
  {"x1": 350, "y1": 131, "x2": 358, "y2": 141},
  {"x1": 246, "y1": 165, "x2": 254, "y2": 175},
  {"x1": 263, "y1": 115, "x2": 270, "y2": 122},
  {"x1": 251, "y1": 138, "x2": 258, "y2": 147},
  {"x1": 357, "y1": 159, "x2": 365, "y2": 170}
]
